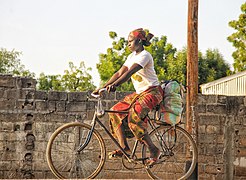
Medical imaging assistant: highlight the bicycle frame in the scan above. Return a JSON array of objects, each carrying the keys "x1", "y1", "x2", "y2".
[{"x1": 78, "y1": 89, "x2": 181, "y2": 163}]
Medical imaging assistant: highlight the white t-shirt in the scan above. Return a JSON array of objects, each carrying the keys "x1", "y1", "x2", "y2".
[{"x1": 123, "y1": 50, "x2": 159, "y2": 94}]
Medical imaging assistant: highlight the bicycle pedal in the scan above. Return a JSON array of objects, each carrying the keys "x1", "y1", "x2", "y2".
[{"x1": 108, "y1": 153, "x2": 121, "y2": 159}]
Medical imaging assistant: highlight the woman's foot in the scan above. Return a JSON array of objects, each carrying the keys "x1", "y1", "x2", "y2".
[
  {"x1": 146, "y1": 148, "x2": 161, "y2": 166},
  {"x1": 108, "y1": 149, "x2": 131, "y2": 159}
]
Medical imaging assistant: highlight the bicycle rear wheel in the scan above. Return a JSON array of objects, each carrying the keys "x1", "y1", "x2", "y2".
[
  {"x1": 142, "y1": 125, "x2": 197, "y2": 180},
  {"x1": 46, "y1": 122, "x2": 106, "y2": 179}
]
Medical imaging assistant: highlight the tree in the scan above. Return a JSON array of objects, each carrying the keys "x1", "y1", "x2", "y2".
[
  {"x1": 61, "y1": 61, "x2": 95, "y2": 92},
  {"x1": 0, "y1": 48, "x2": 34, "y2": 77},
  {"x1": 198, "y1": 48, "x2": 231, "y2": 85},
  {"x1": 227, "y1": 2, "x2": 246, "y2": 72},
  {"x1": 37, "y1": 73, "x2": 64, "y2": 91},
  {"x1": 37, "y1": 61, "x2": 95, "y2": 92},
  {"x1": 165, "y1": 47, "x2": 187, "y2": 84}
]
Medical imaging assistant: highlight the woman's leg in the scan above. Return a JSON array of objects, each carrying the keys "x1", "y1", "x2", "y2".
[
  {"x1": 115, "y1": 119, "x2": 130, "y2": 151},
  {"x1": 141, "y1": 133, "x2": 160, "y2": 158}
]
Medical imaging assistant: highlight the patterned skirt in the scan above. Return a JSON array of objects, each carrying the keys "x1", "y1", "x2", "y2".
[{"x1": 109, "y1": 86, "x2": 164, "y2": 139}]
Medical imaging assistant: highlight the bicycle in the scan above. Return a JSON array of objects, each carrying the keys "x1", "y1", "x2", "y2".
[{"x1": 46, "y1": 88, "x2": 198, "y2": 179}]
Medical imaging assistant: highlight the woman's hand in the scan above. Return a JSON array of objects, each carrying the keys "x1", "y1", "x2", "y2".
[
  {"x1": 92, "y1": 88, "x2": 100, "y2": 95},
  {"x1": 106, "y1": 84, "x2": 116, "y2": 92}
]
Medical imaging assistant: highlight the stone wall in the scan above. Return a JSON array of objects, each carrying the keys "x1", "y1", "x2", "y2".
[{"x1": 0, "y1": 75, "x2": 245, "y2": 179}]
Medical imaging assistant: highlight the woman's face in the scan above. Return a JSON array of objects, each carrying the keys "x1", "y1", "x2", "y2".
[{"x1": 127, "y1": 33, "x2": 141, "y2": 52}]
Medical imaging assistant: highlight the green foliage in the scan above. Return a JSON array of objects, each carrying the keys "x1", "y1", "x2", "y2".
[
  {"x1": 165, "y1": 47, "x2": 187, "y2": 84},
  {"x1": 227, "y1": 2, "x2": 246, "y2": 72},
  {"x1": 0, "y1": 48, "x2": 35, "y2": 77},
  {"x1": 37, "y1": 61, "x2": 95, "y2": 92},
  {"x1": 198, "y1": 49, "x2": 231, "y2": 85},
  {"x1": 37, "y1": 73, "x2": 64, "y2": 91},
  {"x1": 62, "y1": 61, "x2": 95, "y2": 92}
]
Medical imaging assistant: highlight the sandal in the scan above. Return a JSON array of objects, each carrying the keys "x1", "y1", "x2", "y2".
[
  {"x1": 146, "y1": 150, "x2": 161, "y2": 166},
  {"x1": 108, "y1": 149, "x2": 131, "y2": 159}
]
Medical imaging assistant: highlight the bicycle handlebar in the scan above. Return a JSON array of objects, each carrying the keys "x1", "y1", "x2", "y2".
[{"x1": 91, "y1": 88, "x2": 107, "y2": 98}]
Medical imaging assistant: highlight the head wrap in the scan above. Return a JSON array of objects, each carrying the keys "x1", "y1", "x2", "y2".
[{"x1": 131, "y1": 28, "x2": 154, "y2": 46}]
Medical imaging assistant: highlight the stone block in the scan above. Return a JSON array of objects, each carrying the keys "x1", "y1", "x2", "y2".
[
  {"x1": 0, "y1": 99, "x2": 15, "y2": 110},
  {"x1": 35, "y1": 101, "x2": 48, "y2": 111},
  {"x1": 48, "y1": 91, "x2": 67, "y2": 101},
  {"x1": 56, "y1": 101, "x2": 66, "y2": 112},
  {"x1": 45, "y1": 113, "x2": 67, "y2": 122},
  {"x1": 102, "y1": 90, "x2": 116, "y2": 100},
  {"x1": 238, "y1": 137, "x2": 246, "y2": 147},
  {"x1": 235, "y1": 125, "x2": 246, "y2": 136},
  {"x1": 16, "y1": 100, "x2": 35, "y2": 110},
  {"x1": 17, "y1": 89, "x2": 35, "y2": 99},
  {"x1": 68, "y1": 92, "x2": 88, "y2": 101},
  {"x1": 0, "y1": 75, "x2": 16, "y2": 88},
  {"x1": 205, "y1": 164, "x2": 224, "y2": 174},
  {"x1": 236, "y1": 147, "x2": 246, "y2": 157},
  {"x1": 35, "y1": 90, "x2": 48, "y2": 100},
  {"x1": 238, "y1": 105, "x2": 246, "y2": 116},
  {"x1": 198, "y1": 125, "x2": 206, "y2": 133},
  {"x1": 198, "y1": 155, "x2": 215, "y2": 164},
  {"x1": 197, "y1": 104, "x2": 206, "y2": 113},
  {"x1": 32, "y1": 171, "x2": 45, "y2": 179},
  {"x1": 0, "y1": 88, "x2": 4, "y2": 98},
  {"x1": 198, "y1": 95, "x2": 218, "y2": 104},
  {"x1": 217, "y1": 95, "x2": 227, "y2": 104},
  {"x1": 16, "y1": 77, "x2": 37, "y2": 89},
  {"x1": 199, "y1": 115, "x2": 220, "y2": 125},
  {"x1": 1, "y1": 122, "x2": 14, "y2": 131},
  {"x1": 234, "y1": 166, "x2": 246, "y2": 176},
  {"x1": 0, "y1": 161, "x2": 12, "y2": 171},
  {"x1": 48, "y1": 101, "x2": 56, "y2": 111},
  {"x1": 67, "y1": 102, "x2": 86, "y2": 112},
  {"x1": 0, "y1": 113, "x2": 18, "y2": 122},
  {"x1": 199, "y1": 134, "x2": 216, "y2": 144},
  {"x1": 216, "y1": 134, "x2": 224, "y2": 144},
  {"x1": 206, "y1": 144, "x2": 216, "y2": 155},
  {"x1": 206, "y1": 125, "x2": 218, "y2": 134},
  {"x1": 116, "y1": 91, "x2": 132, "y2": 100},
  {"x1": 227, "y1": 96, "x2": 244, "y2": 115},
  {"x1": 207, "y1": 104, "x2": 227, "y2": 114},
  {"x1": 216, "y1": 144, "x2": 224, "y2": 154},
  {"x1": 4, "y1": 89, "x2": 17, "y2": 99},
  {"x1": 86, "y1": 101, "x2": 96, "y2": 110}
]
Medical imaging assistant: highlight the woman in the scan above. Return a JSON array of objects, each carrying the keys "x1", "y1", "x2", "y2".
[{"x1": 94, "y1": 28, "x2": 163, "y2": 165}]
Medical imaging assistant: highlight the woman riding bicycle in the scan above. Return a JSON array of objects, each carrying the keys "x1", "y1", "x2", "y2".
[{"x1": 93, "y1": 28, "x2": 163, "y2": 166}]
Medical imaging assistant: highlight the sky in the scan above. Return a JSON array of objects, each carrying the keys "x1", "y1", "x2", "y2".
[{"x1": 0, "y1": 0, "x2": 245, "y2": 87}]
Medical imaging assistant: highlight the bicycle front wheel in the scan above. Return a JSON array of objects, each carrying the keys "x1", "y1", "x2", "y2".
[
  {"x1": 142, "y1": 125, "x2": 197, "y2": 180},
  {"x1": 46, "y1": 122, "x2": 106, "y2": 179}
]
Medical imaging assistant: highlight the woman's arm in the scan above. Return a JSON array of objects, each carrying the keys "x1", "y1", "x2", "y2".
[
  {"x1": 106, "y1": 63, "x2": 142, "y2": 92},
  {"x1": 103, "y1": 65, "x2": 128, "y2": 88}
]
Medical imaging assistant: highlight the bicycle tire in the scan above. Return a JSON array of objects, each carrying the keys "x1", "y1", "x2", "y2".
[
  {"x1": 142, "y1": 125, "x2": 197, "y2": 180},
  {"x1": 46, "y1": 122, "x2": 106, "y2": 179}
]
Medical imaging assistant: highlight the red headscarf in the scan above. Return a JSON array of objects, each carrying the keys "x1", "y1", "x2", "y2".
[{"x1": 131, "y1": 28, "x2": 154, "y2": 46}]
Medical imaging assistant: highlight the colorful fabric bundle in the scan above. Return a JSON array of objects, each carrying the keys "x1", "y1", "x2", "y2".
[{"x1": 159, "y1": 81, "x2": 184, "y2": 125}]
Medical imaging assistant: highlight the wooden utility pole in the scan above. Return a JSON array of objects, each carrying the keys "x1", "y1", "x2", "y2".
[{"x1": 186, "y1": 0, "x2": 199, "y2": 178}]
